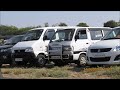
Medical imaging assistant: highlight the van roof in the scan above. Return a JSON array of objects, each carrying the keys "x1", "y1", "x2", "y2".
[
  {"x1": 30, "y1": 26, "x2": 111, "y2": 31},
  {"x1": 30, "y1": 27, "x2": 69, "y2": 30},
  {"x1": 113, "y1": 27, "x2": 120, "y2": 29}
]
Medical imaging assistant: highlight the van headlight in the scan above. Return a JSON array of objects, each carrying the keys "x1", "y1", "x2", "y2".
[
  {"x1": 25, "y1": 47, "x2": 33, "y2": 52},
  {"x1": 63, "y1": 46, "x2": 72, "y2": 51},
  {"x1": 113, "y1": 46, "x2": 120, "y2": 51}
]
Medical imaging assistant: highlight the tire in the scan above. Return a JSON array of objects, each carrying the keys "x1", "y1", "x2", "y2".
[
  {"x1": 77, "y1": 54, "x2": 87, "y2": 67},
  {"x1": 36, "y1": 54, "x2": 46, "y2": 67},
  {"x1": 0, "y1": 62, "x2": 2, "y2": 68}
]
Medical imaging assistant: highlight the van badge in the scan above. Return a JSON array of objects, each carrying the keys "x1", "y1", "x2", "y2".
[{"x1": 98, "y1": 49, "x2": 100, "y2": 53}]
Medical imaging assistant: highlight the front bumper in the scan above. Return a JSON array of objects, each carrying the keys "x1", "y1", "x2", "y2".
[
  {"x1": 13, "y1": 52, "x2": 36, "y2": 62},
  {"x1": 87, "y1": 51, "x2": 120, "y2": 65},
  {"x1": 48, "y1": 50, "x2": 73, "y2": 61}
]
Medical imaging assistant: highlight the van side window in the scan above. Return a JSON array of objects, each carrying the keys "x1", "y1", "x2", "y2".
[
  {"x1": 90, "y1": 30, "x2": 103, "y2": 40},
  {"x1": 77, "y1": 30, "x2": 87, "y2": 39},
  {"x1": 44, "y1": 29, "x2": 55, "y2": 40},
  {"x1": 102, "y1": 29, "x2": 110, "y2": 36}
]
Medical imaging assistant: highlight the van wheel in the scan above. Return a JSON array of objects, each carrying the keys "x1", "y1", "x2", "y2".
[
  {"x1": 36, "y1": 54, "x2": 46, "y2": 67},
  {"x1": 77, "y1": 54, "x2": 87, "y2": 67}
]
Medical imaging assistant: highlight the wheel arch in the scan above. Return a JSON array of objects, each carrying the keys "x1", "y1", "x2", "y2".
[
  {"x1": 37, "y1": 53, "x2": 46, "y2": 57},
  {"x1": 79, "y1": 52, "x2": 87, "y2": 57}
]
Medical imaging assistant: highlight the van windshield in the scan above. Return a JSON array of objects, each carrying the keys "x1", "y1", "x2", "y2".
[
  {"x1": 22, "y1": 29, "x2": 43, "y2": 41},
  {"x1": 51, "y1": 29, "x2": 75, "y2": 42},
  {"x1": 102, "y1": 28, "x2": 120, "y2": 40}
]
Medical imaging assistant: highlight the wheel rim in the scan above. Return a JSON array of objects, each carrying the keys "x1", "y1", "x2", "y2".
[
  {"x1": 80, "y1": 56, "x2": 86, "y2": 65},
  {"x1": 38, "y1": 57, "x2": 45, "y2": 65}
]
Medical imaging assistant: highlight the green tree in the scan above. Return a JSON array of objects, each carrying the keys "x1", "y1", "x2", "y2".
[
  {"x1": 44, "y1": 22, "x2": 49, "y2": 27},
  {"x1": 104, "y1": 20, "x2": 119, "y2": 28},
  {"x1": 0, "y1": 25, "x2": 18, "y2": 35},
  {"x1": 0, "y1": 25, "x2": 35, "y2": 36},
  {"x1": 118, "y1": 22, "x2": 120, "y2": 26},
  {"x1": 77, "y1": 22, "x2": 89, "y2": 27},
  {"x1": 52, "y1": 23, "x2": 58, "y2": 27},
  {"x1": 18, "y1": 26, "x2": 34, "y2": 34},
  {"x1": 58, "y1": 22, "x2": 67, "y2": 26},
  {"x1": 35, "y1": 25, "x2": 41, "y2": 28}
]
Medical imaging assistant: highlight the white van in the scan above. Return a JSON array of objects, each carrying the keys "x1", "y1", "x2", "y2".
[
  {"x1": 12, "y1": 27, "x2": 67, "y2": 67},
  {"x1": 87, "y1": 27, "x2": 120, "y2": 65},
  {"x1": 47, "y1": 27, "x2": 111, "y2": 66}
]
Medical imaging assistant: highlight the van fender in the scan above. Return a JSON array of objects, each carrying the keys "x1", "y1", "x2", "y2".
[
  {"x1": 73, "y1": 51, "x2": 87, "y2": 60},
  {"x1": 34, "y1": 51, "x2": 47, "y2": 58}
]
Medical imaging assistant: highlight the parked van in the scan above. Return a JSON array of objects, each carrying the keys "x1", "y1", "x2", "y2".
[
  {"x1": 12, "y1": 27, "x2": 67, "y2": 67},
  {"x1": 47, "y1": 27, "x2": 111, "y2": 66},
  {"x1": 87, "y1": 27, "x2": 120, "y2": 65}
]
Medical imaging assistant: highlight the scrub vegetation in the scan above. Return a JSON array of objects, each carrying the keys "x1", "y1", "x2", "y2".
[{"x1": 1, "y1": 64, "x2": 120, "y2": 79}]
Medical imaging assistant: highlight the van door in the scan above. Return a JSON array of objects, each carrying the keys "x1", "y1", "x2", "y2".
[
  {"x1": 73, "y1": 28, "x2": 91, "y2": 53},
  {"x1": 43, "y1": 29, "x2": 56, "y2": 51},
  {"x1": 89, "y1": 28, "x2": 104, "y2": 44}
]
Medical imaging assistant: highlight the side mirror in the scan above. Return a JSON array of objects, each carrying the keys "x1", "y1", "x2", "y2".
[
  {"x1": 43, "y1": 36, "x2": 48, "y2": 41},
  {"x1": 75, "y1": 35, "x2": 79, "y2": 41}
]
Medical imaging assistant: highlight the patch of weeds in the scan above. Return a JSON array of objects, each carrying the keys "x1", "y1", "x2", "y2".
[{"x1": 103, "y1": 66, "x2": 120, "y2": 79}]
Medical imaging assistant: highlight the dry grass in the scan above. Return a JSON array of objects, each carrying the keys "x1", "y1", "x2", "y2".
[
  {"x1": 102, "y1": 66, "x2": 120, "y2": 79},
  {"x1": 1, "y1": 66, "x2": 70, "y2": 79},
  {"x1": 1, "y1": 65, "x2": 120, "y2": 79}
]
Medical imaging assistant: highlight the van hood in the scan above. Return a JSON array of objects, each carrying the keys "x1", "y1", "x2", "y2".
[
  {"x1": 13, "y1": 40, "x2": 37, "y2": 49},
  {"x1": 89, "y1": 39, "x2": 120, "y2": 49}
]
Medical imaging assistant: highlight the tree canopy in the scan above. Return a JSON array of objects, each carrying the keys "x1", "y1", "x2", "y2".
[
  {"x1": 58, "y1": 22, "x2": 67, "y2": 26},
  {"x1": 77, "y1": 22, "x2": 89, "y2": 27},
  {"x1": 104, "y1": 20, "x2": 119, "y2": 28}
]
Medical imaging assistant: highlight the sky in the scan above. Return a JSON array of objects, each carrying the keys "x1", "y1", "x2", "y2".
[{"x1": 0, "y1": 11, "x2": 120, "y2": 28}]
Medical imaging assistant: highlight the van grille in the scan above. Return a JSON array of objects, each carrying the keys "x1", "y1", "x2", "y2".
[
  {"x1": 90, "y1": 48, "x2": 112, "y2": 53},
  {"x1": 90, "y1": 57, "x2": 110, "y2": 62},
  {"x1": 15, "y1": 50, "x2": 25, "y2": 53}
]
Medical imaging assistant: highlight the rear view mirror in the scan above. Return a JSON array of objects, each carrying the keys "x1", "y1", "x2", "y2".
[
  {"x1": 75, "y1": 35, "x2": 79, "y2": 41},
  {"x1": 43, "y1": 36, "x2": 48, "y2": 41}
]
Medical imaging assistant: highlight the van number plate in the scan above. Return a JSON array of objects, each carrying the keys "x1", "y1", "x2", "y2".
[
  {"x1": 15, "y1": 58, "x2": 23, "y2": 61},
  {"x1": 51, "y1": 56, "x2": 61, "y2": 59},
  {"x1": 93, "y1": 53, "x2": 105, "y2": 57}
]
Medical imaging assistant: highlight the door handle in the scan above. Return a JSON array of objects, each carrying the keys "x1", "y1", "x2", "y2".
[{"x1": 86, "y1": 43, "x2": 89, "y2": 44}]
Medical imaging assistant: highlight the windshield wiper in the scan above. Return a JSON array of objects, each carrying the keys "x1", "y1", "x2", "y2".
[{"x1": 104, "y1": 37, "x2": 120, "y2": 40}]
